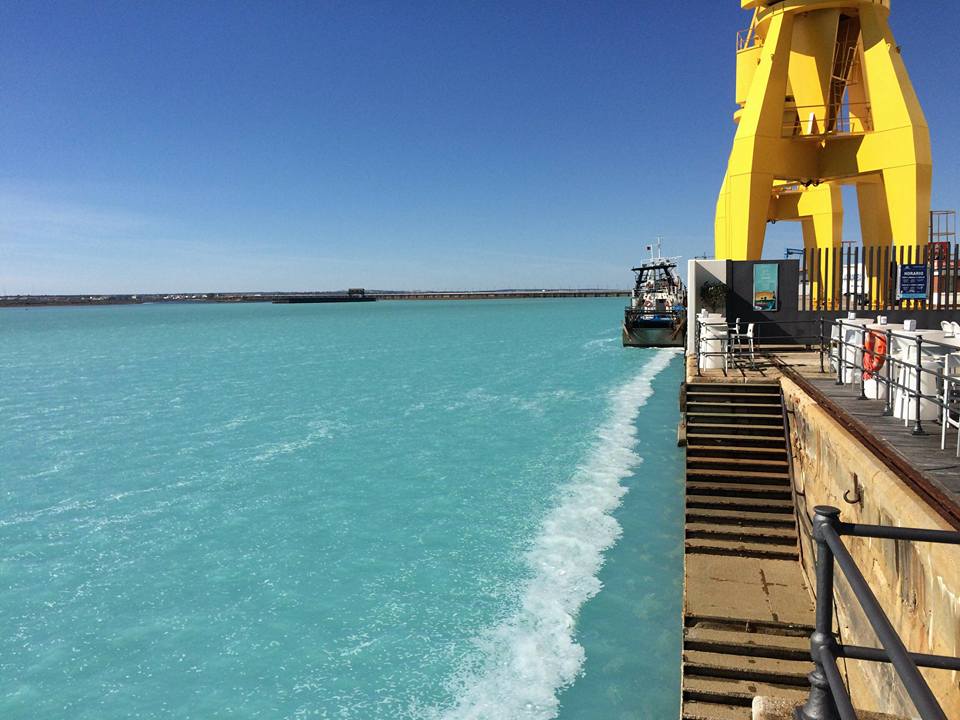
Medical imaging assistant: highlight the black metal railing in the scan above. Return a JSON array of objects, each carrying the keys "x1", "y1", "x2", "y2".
[
  {"x1": 797, "y1": 506, "x2": 960, "y2": 720},
  {"x1": 828, "y1": 319, "x2": 960, "y2": 441},
  {"x1": 796, "y1": 243, "x2": 960, "y2": 313}
]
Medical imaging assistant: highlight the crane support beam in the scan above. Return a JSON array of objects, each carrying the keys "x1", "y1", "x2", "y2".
[{"x1": 716, "y1": 0, "x2": 931, "y2": 260}]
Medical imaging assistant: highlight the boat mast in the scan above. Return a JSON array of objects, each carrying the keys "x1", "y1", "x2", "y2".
[{"x1": 646, "y1": 237, "x2": 663, "y2": 261}]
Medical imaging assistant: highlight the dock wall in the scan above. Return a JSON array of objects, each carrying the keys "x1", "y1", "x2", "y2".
[{"x1": 781, "y1": 378, "x2": 960, "y2": 717}]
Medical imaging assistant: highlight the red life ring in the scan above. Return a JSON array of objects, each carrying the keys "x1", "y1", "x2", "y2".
[{"x1": 862, "y1": 330, "x2": 887, "y2": 380}]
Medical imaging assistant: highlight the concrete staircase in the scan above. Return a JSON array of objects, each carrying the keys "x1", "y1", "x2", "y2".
[{"x1": 681, "y1": 383, "x2": 814, "y2": 720}]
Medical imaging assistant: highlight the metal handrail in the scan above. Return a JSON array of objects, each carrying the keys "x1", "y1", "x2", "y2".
[
  {"x1": 693, "y1": 317, "x2": 823, "y2": 376},
  {"x1": 796, "y1": 506, "x2": 960, "y2": 720},
  {"x1": 829, "y1": 319, "x2": 960, "y2": 438},
  {"x1": 783, "y1": 102, "x2": 874, "y2": 137},
  {"x1": 736, "y1": 27, "x2": 757, "y2": 52}
]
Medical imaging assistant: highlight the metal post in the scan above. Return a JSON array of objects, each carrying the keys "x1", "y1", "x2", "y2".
[
  {"x1": 819, "y1": 316, "x2": 825, "y2": 373},
  {"x1": 796, "y1": 506, "x2": 842, "y2": 720},
  {"x1": 858, "y1": 327, "x2": 867, "y2": 400},
  {"x1": 836, "y1": 321, "x2": 844, "y2": 385},
  {"x1": 882, "y1": 328, "x2": 894, "y2": 416},
  {"x1": 695, "y1": 319, "x2": 702, "y2": 377},
  {"x1": 912, "y1": 335, "x2": 926, "y2": 435}
]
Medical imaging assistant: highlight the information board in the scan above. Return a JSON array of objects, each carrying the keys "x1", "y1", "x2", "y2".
[
  {"x1": 898, "y1": 264, "x2": 928, "y2": 300},
  {"x1": 753, "y1": 264, "x2": 779, "y2": 311}
]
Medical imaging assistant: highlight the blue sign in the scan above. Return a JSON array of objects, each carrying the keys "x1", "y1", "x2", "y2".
[{"x1": 898, "y1": 264, "x2": 928, "y2": 300}]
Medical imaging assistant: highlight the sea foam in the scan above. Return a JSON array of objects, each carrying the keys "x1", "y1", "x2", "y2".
[{"x1": 434, "y1": 348, "x2": 679, "y2": 720}]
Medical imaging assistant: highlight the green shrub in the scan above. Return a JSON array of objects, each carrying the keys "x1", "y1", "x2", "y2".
[{"x1": 699, "y1": 281, "x2": 728, "y2": 313}]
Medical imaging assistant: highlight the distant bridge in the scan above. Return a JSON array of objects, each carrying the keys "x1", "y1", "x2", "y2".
[
  {"x1": 0, "y1": 289, "x2": 629, "y2": 308},
  {"x1": 370, "y1": 290, "x2": 629, "y2": 301}
]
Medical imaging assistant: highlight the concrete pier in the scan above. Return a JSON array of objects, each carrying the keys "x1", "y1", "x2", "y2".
[{"x1": 681, "y1": 349, "x2": 960, "y2": 719}]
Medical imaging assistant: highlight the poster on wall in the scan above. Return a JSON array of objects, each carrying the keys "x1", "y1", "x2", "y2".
[
  {"x1": 898, "y1": 264, "x2": 928, "y2": 300},
  {"x1": 753, "y1": 264, "x2": 779, "y2": 311}
]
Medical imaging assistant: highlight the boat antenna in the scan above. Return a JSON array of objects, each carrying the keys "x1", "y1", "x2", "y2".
[{"x1": 646, "y1": 237, "x2": 663, "y2": 261}]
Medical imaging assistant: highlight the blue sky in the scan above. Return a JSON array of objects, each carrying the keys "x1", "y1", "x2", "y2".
[{"x1": 2, "y1": 1, "x2": 959, "y2": 293}]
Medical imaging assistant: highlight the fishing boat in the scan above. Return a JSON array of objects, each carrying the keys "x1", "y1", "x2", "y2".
[{"x1": 622, "y1": 241, "x2": 686, "y2": 348}]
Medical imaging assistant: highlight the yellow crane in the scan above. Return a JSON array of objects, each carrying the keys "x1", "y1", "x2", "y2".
[{"x1": 715, "y1": 0, "x2": 931, "y2": 295}]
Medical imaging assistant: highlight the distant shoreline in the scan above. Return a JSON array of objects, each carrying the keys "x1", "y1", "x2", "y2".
[{"x1": 0, "y1": 289, "x2": 630, "y2": 308}]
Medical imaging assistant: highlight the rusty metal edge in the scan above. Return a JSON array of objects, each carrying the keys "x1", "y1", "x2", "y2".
[{"x1": 773, "y1": 360, "x2": 960, "y2": 532}]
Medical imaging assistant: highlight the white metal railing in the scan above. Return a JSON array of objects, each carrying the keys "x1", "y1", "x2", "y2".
[{"x1": 830, "y1": 318, "x2": 960, "y2": 451}]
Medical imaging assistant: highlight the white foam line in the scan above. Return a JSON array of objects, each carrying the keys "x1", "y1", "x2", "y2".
[{"x1": 433, "y1": 348, "x2": 680, "y2": 720}]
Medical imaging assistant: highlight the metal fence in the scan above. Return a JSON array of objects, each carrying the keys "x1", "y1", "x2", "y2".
[
  {"x1": 693, "y1": 317, "x2": 822, "y2": 374},
  {"x1": 796, "y1": 506, "x2": 960, "y2": 720},
  {"x1": 694, "y1": 317, "x2": 960, "y2": 455},
  {"x1": 830, "y1": 319, "x2": 960, "y2": 445},
  {"x1": 798, "y1": 245, "x2": 960, "y2": 312}
]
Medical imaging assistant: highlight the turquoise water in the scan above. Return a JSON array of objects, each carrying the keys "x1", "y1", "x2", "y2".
[{"x1": 0, "y1": 299, "x2": 683, "y2": 719}]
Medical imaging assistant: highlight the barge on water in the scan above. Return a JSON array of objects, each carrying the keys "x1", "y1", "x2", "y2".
[{"x1": 622, "y1": 248, "x2": 686, "y2": 348}]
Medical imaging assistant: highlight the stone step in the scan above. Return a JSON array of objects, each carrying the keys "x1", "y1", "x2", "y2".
[
  {"x1": 685, "y1": 538, "x2": 799, "y2": 561},
  {"x1": 687, "y1": 413, "x2": 785, "y2": 427},
  {"x1": 684, "y1": 626, "x2": 811, "y2": 658},
  {"x1": 685, "y1": 524, "x2": 797, "y2": 545},
  {"x1": 687, "y1": 392, "x2": 782, "y2": 401},
  {"x1": 688, "y1": 401, "x2": 783, "y2": 415},
  {"x1": 684, "y1": 614, "x2": 815, "y2": 638},
  {"x1": 683, "y1": 677, "x2": 809, "y2": 709},
  {"x1": 684, "y1": 649, "x2": 811, "y2": 683},
  {"x1": 686, "y1": 391, "x2": 783, "y2": 405},
  {"x1": 687, "y1": 468, "x2": 791, "y2": 484},
  {"x1": 681, "y1": 700, "x2": 752, "y2": 720},
  {"x1": 687, "y1": 383, "x2": 781, "y2": 395},
  {"x1": 685, "y1": 402, "x2": 783, "y2": 417},
  {"x1": 685, "y1": 496, "x2": 796, "y2": 514},
  {"x1": 686, "y1": 433, "x2": 787, "y2": 447},
  {"x1": 687, "y1": 411, "x2": 784, "y2": 421},
  {"x1": 687, "y1": 455, "x2": 790, "y2": 470},
  {"x1": 687, "y1": 444, "x2": 787, "y2": 457},
  {"x1": 687, "y1": 382, "x2": 780, "y2": 396},
  {"x1": 687, "y1": 421, "x2": 786, "y2": 434},
  {"x1": 686, "y1": 509, "x2": 796, "y2": 529},
  {"x1": 686, "y1": 482, "x2": 793, "y2": 501}
]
